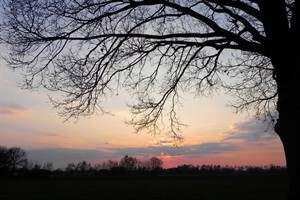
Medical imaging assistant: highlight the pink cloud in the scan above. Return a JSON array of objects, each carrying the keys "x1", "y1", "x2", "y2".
[{"x1": 0, "y1": 104, "x2": 29, "y2": 115}]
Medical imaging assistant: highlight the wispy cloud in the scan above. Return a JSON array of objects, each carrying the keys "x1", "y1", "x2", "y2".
[
  {"x1": 31, "y1": 130, "x2": 59, "y2": 137},
  {"x1": 150, "y1": 137, "x2": 181, "y2": 147},
  {"x1": 0, "y1": 104, "x2": 29, "y2": 115},
  {"x1": 221, "y1": 118, "x2": 278, "y2": 144}
]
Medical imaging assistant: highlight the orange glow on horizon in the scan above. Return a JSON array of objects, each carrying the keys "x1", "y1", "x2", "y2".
[{"x1": 158, "y1": 146, "x2": 285, "y2": 169}]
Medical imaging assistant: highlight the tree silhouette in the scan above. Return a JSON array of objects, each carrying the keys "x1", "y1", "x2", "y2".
[
  {"x1": 0, "y1": 146, "x2": 28, "y2": 177},
  {"x1": 147, "y1": 157, "x2": 163, "y2": 171},
  {"x1": 0, "y1": 1, "x2": 299, "y2": 199},
  {"x1": 76, "y1": 161, "x2": 92, "y2": 172},
  {"x1": 119, "y1": 155, "x2": 138, "y2": 171}
]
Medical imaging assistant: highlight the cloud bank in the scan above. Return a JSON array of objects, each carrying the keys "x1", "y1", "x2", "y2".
[
  {"x1": 26, "y1": 117, "x2": 282, "y2": 168},
  {"x1": 222, "y1": 118, "x2": 278, "y2": 143},
  {"x1": 27, "y1": 142, "x2": 237, "y2": 169}
]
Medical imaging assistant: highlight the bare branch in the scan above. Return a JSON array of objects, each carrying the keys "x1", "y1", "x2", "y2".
[{"x1": 0, "y1": 0, "x2": 284, "y2": 136}]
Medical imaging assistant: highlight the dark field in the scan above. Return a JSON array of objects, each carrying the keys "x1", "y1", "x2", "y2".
[{"x1": 0, "y1": 174, "x2": 288, "y2": 200}]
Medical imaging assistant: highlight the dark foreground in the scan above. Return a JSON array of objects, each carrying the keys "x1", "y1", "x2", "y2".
[{"x1": 0, "y1": 173, "x2": 288, "y2": 200}]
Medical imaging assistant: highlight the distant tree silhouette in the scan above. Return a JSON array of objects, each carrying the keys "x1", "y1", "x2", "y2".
[
  {"x1": 1, "y1": 1, "x2": 299, "y2": 199},
  {"x1": 32, "y1": 163, "x2": 42, "y2": 171},
  {"x1": 76, "y1": 161, "x2": 92, "y2": 172},
  {"x1": 0, "y1": 150, "x2": 287, "y2": 179},
  {"x1": 147, "y1": 157, "x2": 163, "y2": 171},
  {"x1": 42, "y1": 162, "x2": 54, "y2": 171},
  {"x1": 0, "y1": 146, "x2": 28, "y2": 177},
  {"x1": 177, "y1": 164, "x2": 199, "y2": 174},
  {"x1": 0, "y1": 146, "x2": 10, "y2": 177},
  {"x1": 65, "y1": 163, "x2": 76, "y2": 172},
  {"x1": 103, "y1": 160, "x2": 119, "y2": 170},
  {"x1": 119, "y1": 155, "x2": 138, "y2": 171}
]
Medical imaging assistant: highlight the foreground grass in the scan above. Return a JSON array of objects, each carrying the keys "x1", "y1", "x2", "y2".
[{"x1": 0, "y1": 174, "x2": 288, "y2": 200}]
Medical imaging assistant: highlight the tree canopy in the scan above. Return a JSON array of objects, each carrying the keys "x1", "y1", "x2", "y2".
[{"x1": 1, "y1": 0, "x2": 291, "y2": 135}]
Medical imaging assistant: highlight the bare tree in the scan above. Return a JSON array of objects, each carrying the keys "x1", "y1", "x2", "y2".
[
  {"x1": 0, "y1": 0, "x2": 299, "y2": 199},
  {"x1": 42, "y1": 162, "x2": 54, "y2": 171},
  {"x1": 0, "y1": 146, "x2": 28, "y2": 176},
  {"x1": 76, "y1": 160, "x2": 92, "y2": 172},
  {"x1": 119, "y1": 155, "x2": 138, "y2": 171},
  {"x1": 65, "y1": 162, "x2": 76, "y2": 172},
  {"x1": 147, "y1": 157, "x2": 163, "y2": 171},
  {"x1": 0, "y1": 146, "x2": 10, "y2": 177}
]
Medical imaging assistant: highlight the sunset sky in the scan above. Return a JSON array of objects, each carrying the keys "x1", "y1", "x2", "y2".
[{"x1": 0, "y1": 48, "x2": 286, "y2": 169}]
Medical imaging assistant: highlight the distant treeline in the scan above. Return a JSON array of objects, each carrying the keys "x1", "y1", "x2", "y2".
[{"x1": 1, "y1": 146, "x2": 286, "y2": 180}]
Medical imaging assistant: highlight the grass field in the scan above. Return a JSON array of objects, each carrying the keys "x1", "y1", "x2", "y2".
[{"x1": 0, "y1": 174, "x2": 289, "y2": 200}]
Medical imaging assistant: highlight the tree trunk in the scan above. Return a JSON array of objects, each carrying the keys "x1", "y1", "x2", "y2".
[
  {"x1": 277, "y1": 125, "x2": 300, "y2": 200},
  {"x1": 275, "y1": 81, "x2": 300, "y2": 200}
]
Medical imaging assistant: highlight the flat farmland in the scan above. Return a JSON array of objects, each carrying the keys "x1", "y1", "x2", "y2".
[{"x1": 0, "y1": 173, "x2": 288, "y2": 200}]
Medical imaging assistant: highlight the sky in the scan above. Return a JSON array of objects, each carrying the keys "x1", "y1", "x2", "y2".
[
  {"x1": 0, "y1": 7, "x2": 286, "y2": 169},
  {"x1": 0, "y1": 56, "x2": 286, "y2": 169},
  {"x1": 0, "y1": 2, "x2": 287, "y2": 170}
]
